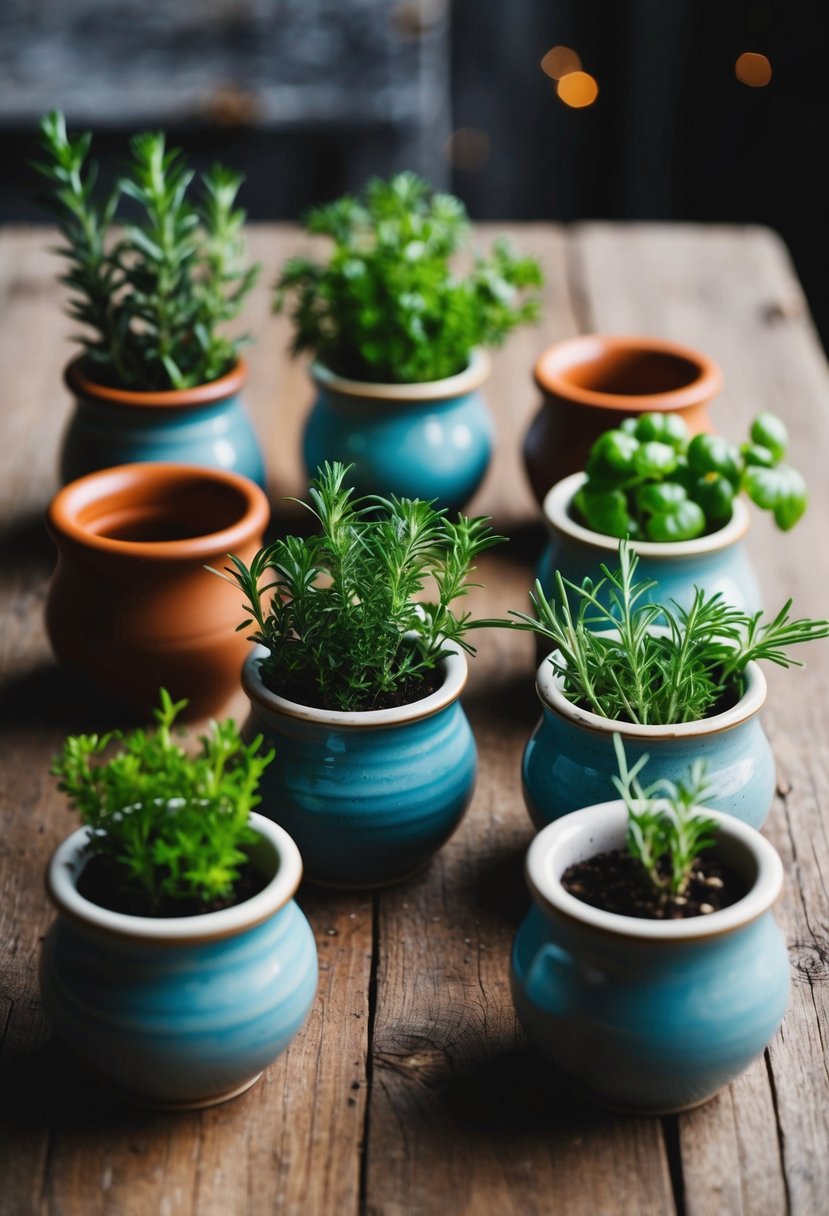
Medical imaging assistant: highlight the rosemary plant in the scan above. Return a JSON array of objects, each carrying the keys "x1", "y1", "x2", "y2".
[
  {"x1": 52, "y1": 689, "x2": 273, "y2": 913},
  {"x1": 275, "y1": 171, "x2": 542, "y2": 383},
  {"x1": 33, "y1": 111, "x2": 259, "y2": 391},
  {"x1": 485, "y1": 541, "x2": 829, "y2": 725},
  {"x1": 216, "y1": 461, "x2": 503, "y2": 711}
]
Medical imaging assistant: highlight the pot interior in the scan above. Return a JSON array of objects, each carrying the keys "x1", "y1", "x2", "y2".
[
  {"x1": 77, "y1": 476, "x2": 251, "y2": 543},
  {"x1": 563, "y1": 349, "x2": 701, "y2": 397}
]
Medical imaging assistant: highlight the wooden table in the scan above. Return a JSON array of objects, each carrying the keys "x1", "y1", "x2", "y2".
[{"x1": 2, "y1": 223, "x2": 828, "y2": 1216}]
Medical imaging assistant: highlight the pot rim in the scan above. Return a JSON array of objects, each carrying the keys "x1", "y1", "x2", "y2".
[
  {"x1": 64, "y1": 356, "x2": 247, "y2": 409},
  {"x1": 533, "y1": 334, "x2": 722, "y2": 411},
  {"x1": 525, "y1": 799, "x2": 783, "y2": 942},
  {"x1": 543, "y1": 472, "x2": 751, "y2": 556},
  {"x1": 309, "y1": 349, "x2": 490, "y2": 403},
  {"x1": 47, "y1": 461, "x2": 270, "y2": 562},
  {"x1": 242, "y1": 642, "x2": 468, "y2": 729},
  {"x1": 46, "y1": 812, "x2": 303, "y2": 944},
  {"x1": 535, "y1": 649, "x2": 767, "y2": 739}
]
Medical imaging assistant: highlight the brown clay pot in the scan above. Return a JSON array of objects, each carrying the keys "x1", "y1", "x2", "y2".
[
  {"x1": 46, "y1": 463, "x2": 269, "y2": 719},
  {"x1": 523, "y1": 334, "x2": 722, "y2": 506}
]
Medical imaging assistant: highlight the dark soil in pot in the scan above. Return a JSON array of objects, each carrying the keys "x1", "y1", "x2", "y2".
[
  {"x1": 266, "y1": 665, "x2": 444, "y2": 712},
  {"x1": 561, "y1": 850, "x2": 748, "y2": 919},
  {"x1": 77, "y1": 854, "x2": 269, "y2": 918}
]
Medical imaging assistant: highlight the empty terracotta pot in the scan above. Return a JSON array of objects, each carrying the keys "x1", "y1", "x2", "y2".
[
  {"x1": 46, "y1": 463, "x2": 269, "y2": 718},
  {"x1": 523, "y1": 335, "x2": 721, "y2": 506}
]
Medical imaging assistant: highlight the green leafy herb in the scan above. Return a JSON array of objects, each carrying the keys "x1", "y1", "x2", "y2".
[
  {"x1": 214, "y1": 461, "x2": 503, "y2": 711},
  {"x1": 479, "y1": 541, "x2": 829, "y2": 724},
  {"x1": 274, "y1": 171, "x2": 542, "y2": 383},
  {"x1": 612, "y1": 735, "x2": 719, "y2": 901},
  {"x1": 51, "y1": 689, "x2": 274, "y2": 912},
  {"x1": 33, "y1": 111, "x2": 260, "y2": 391},
  {"x1": 575, "y1": 411, "x2": 807, "y2": 538}
]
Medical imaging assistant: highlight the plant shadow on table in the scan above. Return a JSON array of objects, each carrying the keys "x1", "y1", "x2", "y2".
[
  {"x1": 0, "y1": 661, "x2": 145, "y2": 736},
  {"x1": 0, "y1": 510, "x2": 55, "y2": 574}
]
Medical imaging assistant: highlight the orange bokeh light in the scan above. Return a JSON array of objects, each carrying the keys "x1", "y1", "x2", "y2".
[
  {"x1": 735, "y1": 52, "x2": 772, "y2": 87},
  {"x1": 541, "y1": 45, "x2": 582, "y2": 80},
  {"x1": 557, "y1": 71, "x2": 599, "y2": 109}
]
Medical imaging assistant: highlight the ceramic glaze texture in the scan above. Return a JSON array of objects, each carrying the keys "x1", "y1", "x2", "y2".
[
  {"x1": 522, "y1": 656, "x2": 775, "y2": 829},
  {"x1": 511, "y1": 802, "x2": 789, "y2": 1113},
  {"x1": 40, "y1": 816, "x2": 318, "y2": 1109},
  {"x1": 523, "y1": 335, "x2": 720, "y2": 506},
  {"x1": 536, "y1": 473, "x2": 762, "y2": 615},
  {"x1": 61, "y1": 358, "x2": 266, "y2": 488},
  {"x1": 46, "y1": 462, "x2": 269, "y2": 718},
  {"x1": 242, "y1": 646, "x2": 477, "y2": 887},
  {"x1": 303, "y1": 351, "x2": 493, "y2": 511}
]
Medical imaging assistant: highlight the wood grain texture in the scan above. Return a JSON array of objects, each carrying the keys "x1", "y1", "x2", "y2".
[{"x1": 2, "y1": 222, "x2": 829, "y2": 1215}]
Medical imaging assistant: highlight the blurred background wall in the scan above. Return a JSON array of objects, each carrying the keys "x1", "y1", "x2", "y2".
[{"x1": 2, "y1": 0, "x2": 827, "y2": 348}]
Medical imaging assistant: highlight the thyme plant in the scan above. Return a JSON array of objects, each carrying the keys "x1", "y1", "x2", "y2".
[
  {"x1": 275, "y1": 171, "x2": 542, "y2": 383},
  {"x1": 52, "y1": 689, "x2": 274, "y2": 913},
  {"x1": 216, "y1": 461, "x2": 503, "y2": 711},
  {"x1": 34, "y1": 111, "x2": 259, "y2": 391}
]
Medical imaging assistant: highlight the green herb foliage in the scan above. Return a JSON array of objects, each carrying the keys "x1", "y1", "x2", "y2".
[
  {"x1": 33, "y1": 111, "x2": 259, "y2": 391},
  {"x1": 51, "y1": 689, "x2": 274, "y2": 912},
  {"x1": 274, "y1": 171, "x2": 542, "y2": 383},
  {"x1": 612, "y1": 735, "x2": 719, "y2": 901},
  {"x1": 575, "y1": 411, "x2": 807, "y2": 539},
  {"x1": 216, "y1": 461, "x2": 503, "y2": 711},
  {"x1": 482, "y1": 541, "x2": 829, "y2": 724}
]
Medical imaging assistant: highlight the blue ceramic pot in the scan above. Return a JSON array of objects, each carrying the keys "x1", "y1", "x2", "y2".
[
  {"x1": 61, "y1": 358, "x2": 266, "y2": 489},
  {"x1": 302, "y1": 352, "x2": 493, "y2": 511},
  {"x1": 522, "y1": 654, "x2": 775, "y2": 829},
  {"x1": 242, "y1": 645, "x2": 477, "y2": 887},
  {"x1": 511, "y1": 801, "x2": 789, "y2": 1113},
  {"x1": 537, "y1": 473, "x2": 762, "y2": 615},
  {"x1": 40, "y1": 815, "x2": 317, "y2": 1109}
]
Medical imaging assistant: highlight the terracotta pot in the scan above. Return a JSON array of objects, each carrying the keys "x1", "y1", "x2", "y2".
[
  {"x1": 61, "y1": 357, "x2": 266, "y2": 489},
  {"x1": 523, "y1": 335, "x2": 721, "y2": 506},
  {"x1": 46, "y1": 463, "x2": 270, "y2": 718}
]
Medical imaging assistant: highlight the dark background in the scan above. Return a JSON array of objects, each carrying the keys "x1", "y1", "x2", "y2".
[{"x1": 3, "y1": 0, "x2": 828, "y2": 350}]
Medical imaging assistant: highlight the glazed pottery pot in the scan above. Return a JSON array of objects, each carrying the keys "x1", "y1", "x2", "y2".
[
  {"x1": 242, "y1": 644, "x2": 477, "y2": 887},
  {"x1": 522, "y1": 654, "x2": 775, "y2": 829},
  {"x1": 511, "y1": 801, "x2": 789, "y2": 1113},
  {"x1": 40, "y1": 814, "x2": 318, "y2": 1109},
  {"x1": 537, "y1": 472, "x2": 762, "y2": 615},
  {"x1": 46, "y1": 463, "x2": 269, "y2": 718},
  {"x1": 61, "y1": 357, "x2": 266, "y2": 489},
  {"x1": 302, "y1": 351, "x2": 493, "y2": 511},
  {"x1": 523, "y1": 335, "x2": 721, "y2": 506}
]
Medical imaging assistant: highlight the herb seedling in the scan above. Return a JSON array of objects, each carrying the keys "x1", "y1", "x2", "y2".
[
  {"x1": 274, "y1": 171, "x2": 542, "y2": 383},
  {"x1": 33, "y1": 111, "x2": 259, "y2": 391},
  {"x1": 482, "y1": 540, "x2": 829, "y2": 724},
  {"x1": 52, "y1": 689, "x2": 274, "y2": 914},
  {"x1": 575, "y1": 411, "x2": 807, "y2": 539},
  {"x1": 215, "y1": 461, "x2": 503, "y2": 712}
]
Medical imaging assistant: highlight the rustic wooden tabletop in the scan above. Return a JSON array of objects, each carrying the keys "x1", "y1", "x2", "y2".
[{"x1": 1, "y1": 223, "x2": 828, "y2": 1216}]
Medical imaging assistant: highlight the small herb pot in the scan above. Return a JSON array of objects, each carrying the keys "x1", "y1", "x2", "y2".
[
  {"x1": 46, "y1": 462, "x2": 269, "y2": 718},
  {"x1": 522, "y1": 654, "x2": 775, "y2": 829},
  {"x1": 537, "y1": 472, "x2": 762, "y2": 615},
  {"x1": 511, "y1": 801, "x2": 789, "y2": 1113},
  {"x1": 523, "y1": 335, "x2": 720, "y2": 506},
  {"x1": 61, "y1": 358, "x2": 266, "y2": 489},
  {"x1": 241, "y1": 645, "x2": 477, "y2": 887},
  {"x1": 302, "y1": 352, "x2": 493, "y2": 511},
  {"x1": 40, "y1": 814, "x2": 318, "y2": 1109}
]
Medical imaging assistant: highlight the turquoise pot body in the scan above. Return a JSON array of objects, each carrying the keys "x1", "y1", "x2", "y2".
[
  {"x1": 302, "y1": 354, "x2": 493, "y2": 511},
  {"x1": 522, "y1": 660, "x2": 775, "y2": 829},
  {"x1": 243, "y1": 649, "x2": 477, "y2": 887},
  {"x1": 537, "y1": 474, "x2": 762, "y2": 616},
  {"x1": 40, "y1": 819, "x2": 317, "y2": 1108},
  {"x1": 61, "y1": 360, "x2": 266, "y2": 489}
]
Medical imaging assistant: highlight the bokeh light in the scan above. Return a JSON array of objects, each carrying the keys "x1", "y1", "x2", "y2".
[
  {"x1": 444, "y1": 127, "x2": 491, "y2": 172},
  {"x1": 541, "y1": 45, "x2": 582, "y2": 80},
  {"x1": 735, "y1": 52, "x2": 772, "y2": 87},
  {"x1": 557, "y1": 71, "x2": 599, "y2": 109}
]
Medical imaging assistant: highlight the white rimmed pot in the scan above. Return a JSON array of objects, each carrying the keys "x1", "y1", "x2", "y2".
[
  {"x1": 242, "y1": 644, "x2": 477, "y2": 888},
  {"x1": 536, "y1": 472, "x2": 762, "y2": 615},
  {"x1": 511, "y1": 801, "x2": 789, "y2": 1113},
  {"x1": 302, "y1": 351, "x2": 493, "y2": 511},
  {"x1": 39, "y1": 814, "x2": 318, "y2": 1109},
  {"x1": 522, "y1": 654, "x2": 775, "y2": 829}
]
